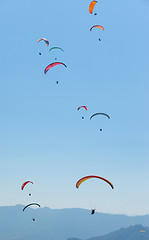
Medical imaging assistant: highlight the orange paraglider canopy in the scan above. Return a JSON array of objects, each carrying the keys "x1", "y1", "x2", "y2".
[{"x1": 89, "y1": 1, "x2": 98, "y2": 14}]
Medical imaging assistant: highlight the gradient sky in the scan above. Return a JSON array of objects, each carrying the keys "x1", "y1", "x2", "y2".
[{"x1": 0, "y1": 0, "x2": 149, "y2": 216}]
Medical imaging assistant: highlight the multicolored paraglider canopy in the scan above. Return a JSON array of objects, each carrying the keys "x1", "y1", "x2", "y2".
[
  {"x1": 37, "y1": 38, "x2": 49, "y2": 46},
  {"x1": 90, "y1": 25, "x2": 104, "y2": 31},
  {"x1": 44, "y1": 62, "x2": 67, "y2": 74},
  {"x1": 76, "y1": 175, "x2": 114, "y2": 189}
]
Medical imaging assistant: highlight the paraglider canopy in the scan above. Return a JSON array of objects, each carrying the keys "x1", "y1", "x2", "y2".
[
  {"x1": 37, "y1": 38, "x2": 49, "y2": 46},
  {"x1": 23, "y1": 203, "x2": 41, "y2": 212},
  {"x1": 21, "y1": 181, "x2": 33, "y2": 190},
  {"x1": 77, "y1": 106, "x2": 88, "y2": 111},
  {"x1": 49, "y1": 47, "x2": 64, "y2": 52},
  {"x1": 44, "y1": 62, "x2": 67, "y2": 74},
  {"x1": 90, "y1": 25, "x2": 104, "y2": 31},
  {"x1": 76, "y1": 175, "x2": 114, "y2": 189},
  {"x1": 89, "y1": 1, "x2": 98, "y2": 14},
  {"x1": 90, "y1": 113, "x2": 110, "y2": 120}
]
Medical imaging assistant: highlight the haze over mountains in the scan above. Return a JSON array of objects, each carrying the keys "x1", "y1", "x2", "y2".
[
  {"x1": 1, "y1": 205, "x2": 149, "y2": 240},
  {"x1": 68, "y1": 225, "x2": 149, "y2": 240}
]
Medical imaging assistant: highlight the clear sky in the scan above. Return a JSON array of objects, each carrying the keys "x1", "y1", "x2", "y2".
[{"x1": 0, "y1": 0, "x2": 149, "y2": 216}]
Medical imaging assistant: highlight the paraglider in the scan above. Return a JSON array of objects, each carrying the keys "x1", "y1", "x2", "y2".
[
  {"x1": 90, "y1": 113, "x2": 110, "y2": 120},
  {"x1": 37, "y1": 38, "x2": 49, "y2": 46},
  {"x1": 77, "y1": 106, "x2": 88, "y2": 119},
  {"x1": 49, "y1": 47, "x2": 64, "y2": 52},
  {"x1": 76, "y1": 176, "x2": 113, "y2": 215},
  {"x1": 90, "y1": 25, "x2": 104, "y2": 31},
  {"x1": 21, "y1": 181, "x2": 33, "y2": 190},
  {"x1": 89, "y1": 1, "x2": 98, "y2": 14},
  {"x1": 23, "y1": 203, "x2": 41, "y2": 212},
  {"x1": 49, "y1": 48, "x2": 63, "y2": 61},
  {"x1": 76, "y1": 175, "x2": 114, "y2": 189},
  {"x1": 90, "y1": 113, "x2": 110, "y2": 131},
  {"x1": 23, "y1": 203, "x2": 40, "y2": 222},
  {"x1": 140, "y1": 230, "x2": 146, "y2": 238},
  {"x1": 44, "y1": 62, "x2": 67, "y2": 74}
]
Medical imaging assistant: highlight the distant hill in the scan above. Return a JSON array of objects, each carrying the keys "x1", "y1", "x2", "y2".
[
  {"x1": 67, "y1": 225, "x2": 149, "y2": 240},
  {"x1": 0, "y1": 205, "x2": 149, "y2": 240}
]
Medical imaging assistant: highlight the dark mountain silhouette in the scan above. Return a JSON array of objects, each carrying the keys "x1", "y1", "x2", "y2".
[{"x1": 0, "y1": 205, "x2": 148, "y2": 240}]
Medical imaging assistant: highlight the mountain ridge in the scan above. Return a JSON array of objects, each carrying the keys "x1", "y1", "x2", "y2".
[{"x1": 0, "y1": 205, "x2": 148, "y2": 240}]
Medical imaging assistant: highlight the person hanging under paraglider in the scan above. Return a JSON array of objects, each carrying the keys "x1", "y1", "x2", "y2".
[{"x1": 91, "y1": 209, "x2": 95, "y2": 215}]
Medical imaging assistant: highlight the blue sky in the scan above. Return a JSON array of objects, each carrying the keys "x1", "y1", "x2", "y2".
[{"x1": 0, "y1": 0, "x2": 149, "y2": 215}]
